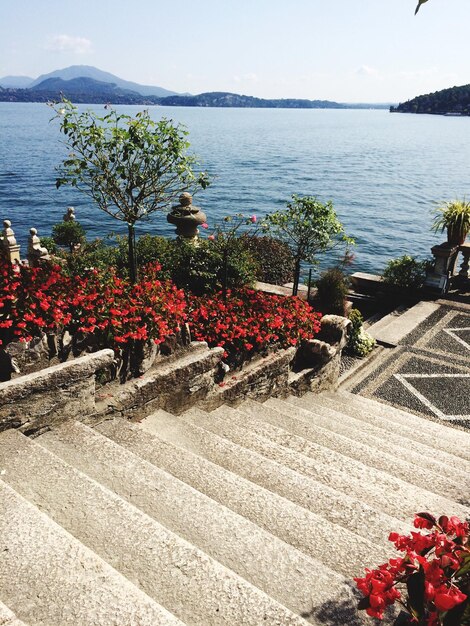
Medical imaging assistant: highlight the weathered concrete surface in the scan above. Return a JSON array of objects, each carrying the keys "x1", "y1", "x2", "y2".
[
  {"x1": 0, "y1": 601, "x2": 27, "y2": 626},
  {"x1": 37, "y1": 419, "x2": 361, "y2": 623},
  {"x1": 369, "y1": 301, "x2": 440, "y2": 346},
  {"x1": 0, "y1": 350, "x2": 114, "y2": 434},
  {"x1": 0, "y1": 429, "x2": 308, "y2": 626},
  {"x1": 0, "y1": 480, "x2": 184, "y2": 626}
]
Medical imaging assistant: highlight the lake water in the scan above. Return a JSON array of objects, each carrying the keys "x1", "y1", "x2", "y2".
[{"x1": 1, "y1": 102, "x2": 469, "y2": 274}]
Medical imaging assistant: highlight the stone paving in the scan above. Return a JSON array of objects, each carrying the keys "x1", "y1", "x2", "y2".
[{"x1": 352, "y1": 302, "x2": 470, "y2": 427}]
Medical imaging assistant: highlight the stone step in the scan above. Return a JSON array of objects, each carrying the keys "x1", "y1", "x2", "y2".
[
  {"x1": 235, "y1": 400, "x2": 469, "y2": 522},
  {"x1": 0, "y1": 602, "x2": 27, "y2": 626},
  {"x1": 368, "y1": 302, "x2": 440, "y2": 346},
  {"x1": 140, "y1": 410, "x2": 396, "y2": 564},
  {"x1": 317, "y1": 392, "x2": 470, "y2": 469},
  {"x1": 36, "y1": 420, "x2": 358, "y2": 623},
  {"x1": 183, "y1": 406, "x2": 411, "y2": 545},
  {"x1": 0, "y1": 480, "x2": 183, "y2": 626},
  {"x1": 286, "y1": 395, "x2": 470, "y2": 482},
  {"x1": 334, "y1": 390, "x2": 470, "y2": 461},
  {"x1": 1, "y1": 428, "x2": 308, "y2": 626},
  {"x1": 263, "y1": 398, "x2": 467, "y2": 506},
  {"x1": 100, "y1": 414, "x2": 391, "y2": 577}
]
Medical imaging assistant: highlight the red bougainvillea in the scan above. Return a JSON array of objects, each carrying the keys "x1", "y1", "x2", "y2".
[
  {"x1": 355, "y1": 513, "x2": 469, "y2": 625},
  {"x1": 189, "y1": 287, "x2": 322, "y2": 367}
]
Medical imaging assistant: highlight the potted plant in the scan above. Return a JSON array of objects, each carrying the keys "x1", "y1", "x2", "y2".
[{"x1": 432, "y1": 199, "x2": 470, "y2": 246}]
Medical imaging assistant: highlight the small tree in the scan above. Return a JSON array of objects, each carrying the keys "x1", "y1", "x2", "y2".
[
  {"x1": 264, "y1": 195, "x2": 353, "y2": 295},
  {"x1": 51, "y1": 98, "x2": 209, "y2": 282},
  {"x1": 52, "y1": 220, "x2": 86, "y2": 253}
]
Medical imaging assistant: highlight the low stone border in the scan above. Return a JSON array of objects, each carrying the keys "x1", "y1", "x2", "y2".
[
  {"x1": 0, "y1": 349, "x2": 114, "y2": 435},
  {"x1": 97, "y1": 342, "x2": 224, "y2": 421},
  {"x1": 199, "y1": 347, "x2": 297, "y2": 411}
]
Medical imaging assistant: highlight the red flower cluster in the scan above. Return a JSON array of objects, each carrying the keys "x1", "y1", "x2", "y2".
[
  {"x1": 355, "y1": 513, "x2": 469, "y2": 624},
  {"x1": 0, "y1": 259, "x2": 187, "y2": 351},
  {"x1": 189, "y1": 288, "x2": 322, "y2": 367},
  {"x1": 0, "y1": 260, "x2": 71, "y2": 343}
]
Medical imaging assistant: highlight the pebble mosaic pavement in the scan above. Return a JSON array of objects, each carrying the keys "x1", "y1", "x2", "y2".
[{"x1": 353, "y1": 304, "x2": 470, "y2": 427}]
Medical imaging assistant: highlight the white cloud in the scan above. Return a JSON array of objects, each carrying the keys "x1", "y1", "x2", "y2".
[
  {"x1": 233, "y1": 73, "x2": 259, "y2": 84},
  {"x1": 355, "y1": 65, "x2": 380, "y2": 78},
  {"x1": 46, "y1": 35, "x2": 93, "y2": 55}
]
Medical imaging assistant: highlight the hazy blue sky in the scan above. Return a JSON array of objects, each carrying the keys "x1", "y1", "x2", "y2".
[{"x1": 1, "y1": 0, "x2": 469, "y2": 103}]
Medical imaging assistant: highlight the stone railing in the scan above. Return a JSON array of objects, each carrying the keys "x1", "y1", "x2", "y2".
[
  {"x1": 0, "y1": 219, "x2": 51, "y2": 267},
  {"x1": 426, "y1": 241, "x2": 470, "y2": 293}
]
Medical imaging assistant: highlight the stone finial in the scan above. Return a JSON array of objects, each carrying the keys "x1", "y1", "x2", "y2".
[
  {"x1": 27, "y1": 228, "x2": 50, "y2": 267},
  {"x1": 1, "y1": 220, "x2": 21, "y2": 264},
  {"x1": 179, "y1": 193, "x2": 192, "y2": 207},
  {"x1": 167, "y1": 194, "x2": 207, "y2": 242},
  {"x1": 63, "y1": 206, "x2": 76, "y2": 222}
]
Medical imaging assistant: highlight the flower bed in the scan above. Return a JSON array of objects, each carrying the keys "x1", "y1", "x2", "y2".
[
  {"x1": 0, "y1": 260, "x2": 186, "y2": 378},
  {"x1": 1, "y1": 261, "x2": 322, "y2": 379},
  {"x1": 188, "y1": 288, "x2": 322, "y2": 368}
]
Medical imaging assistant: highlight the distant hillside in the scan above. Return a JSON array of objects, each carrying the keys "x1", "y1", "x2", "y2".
[
  {"x1": 30, "y1": 65, "x2": 177, "y2": 98},
  {"x1": 391, "y1": 84, "x2": 470, "y2": 116},
  {"x1": 0, "y1": 75, "x2": 34, "y2": 89},
  {"x1": 157, "y1": 91, "x2": 348, "y2": 109}
]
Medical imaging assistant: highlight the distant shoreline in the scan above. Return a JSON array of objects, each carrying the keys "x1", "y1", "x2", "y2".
[{"x1": 0, "y1": 88, "x2": 391, "y2": 110}]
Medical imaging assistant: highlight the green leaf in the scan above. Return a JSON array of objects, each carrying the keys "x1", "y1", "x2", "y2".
[{"x1": 406, "y1": 571, "x2": 425, "y2": 619}]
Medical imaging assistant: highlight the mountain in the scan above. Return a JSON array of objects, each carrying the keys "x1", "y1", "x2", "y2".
[
  {"x1": 31, "y1": 77, "x2": 140, "y2": 97},
  {"x1": 30, "y1": 65, "x2": 177, "y2": 97},
  {"x1": 390, "y1": 84, "x2": 470, "y2": 116},
  {"x1": 0, "y1": 75, "x2": 34, "y2": 89}
]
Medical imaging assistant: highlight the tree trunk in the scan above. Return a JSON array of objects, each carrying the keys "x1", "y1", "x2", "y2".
[
  {"x1": 128, "y1": 223, "x2": 137, "y2": 284},
  {"x1": 222, "y1": 247, "x2": 228, "y2": 302},
  {"x1": 292, "y1": 257, "x2": 301, "y2": 296}
]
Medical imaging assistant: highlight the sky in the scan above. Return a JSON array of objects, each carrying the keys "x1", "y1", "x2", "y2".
[{"x1": 1, "y1": 0, "x2": 469, "y2": 103}]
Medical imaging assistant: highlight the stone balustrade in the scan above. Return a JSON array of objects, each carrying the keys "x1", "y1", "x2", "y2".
[{"x1": 0, "y1": 219, "x2": 51, "y2": 267}]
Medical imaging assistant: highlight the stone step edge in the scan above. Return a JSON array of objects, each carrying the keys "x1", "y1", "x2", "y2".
[
  {"x1": 0, "y1": 601, "x2": 27, "y2": 626},
  {"x1": 263, "y1": 397, "x2": 464, "y2": 503},
  {"x1": 300, "y1": 395, "x2": 470, "y2": 476},
  {"x1": 335, "y1": 390, "x2": 470, "y2": 444},
  {"x1": 2, "y1": 428, "x2": 309, "y2": 626},
  {"x1": 41, "y1": 418, "x2": 355, "y2": 620},
  {"x1": 283, "y1": 395, "x2": 469, "y2": 484},
  {"x1": 234, "y1": 399, "x2": 470, "y2": 522},
  {"x1": 369, "y1": 301, "x2": 440, "y2": 346},
  {"x1": 0, "y1": 480, "x2": 184, "y2": 626},
  {"x1": 319, "y1": 391, "x2": 470, "y2": 464}
]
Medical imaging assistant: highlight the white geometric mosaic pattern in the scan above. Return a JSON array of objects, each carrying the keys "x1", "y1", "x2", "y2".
[
  {"x1": 394, "y1": 373, "x2": 470, "y2": 421},
  {"x1": 443, "y1": 328, "x2": 470, "y2": 352}
]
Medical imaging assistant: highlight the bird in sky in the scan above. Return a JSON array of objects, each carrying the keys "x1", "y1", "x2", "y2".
[{"x1": 415, "y1": 0, "x2": 430, "y2": 15}]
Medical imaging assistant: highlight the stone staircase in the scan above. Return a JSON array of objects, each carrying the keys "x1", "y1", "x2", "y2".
[{"x1": 1, "y1": 391, "x2": 469, "y2": 625}]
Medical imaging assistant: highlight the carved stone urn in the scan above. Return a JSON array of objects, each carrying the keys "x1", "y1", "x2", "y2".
[{"x1": 167, "y1": 193, "x2": 207, "y2": 242}]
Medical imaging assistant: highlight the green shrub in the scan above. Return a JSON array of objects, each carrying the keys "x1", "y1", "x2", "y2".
[
  {"x1": 239, "y1": 235, "x2": 294, "y2": 285},
  {"x1": 315, "y1": 267, "x2": 349, "y2": 315},
  {"x1": 347, "y1": 308, "x2": 376, "y2": 357},
  {"x1": 169, "y1": 238, "x2": 257, "y2": 295},
  {"x1": 52, "y1": 220, "x2": 86, "y2": 252},
  {"x1": 382, "y1": 255, "x2": 429, "y2": 290}
]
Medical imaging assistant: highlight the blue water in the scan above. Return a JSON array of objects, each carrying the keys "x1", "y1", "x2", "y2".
[{"x1": 1, "y1": 102, "x2": 469, "y2": 273}]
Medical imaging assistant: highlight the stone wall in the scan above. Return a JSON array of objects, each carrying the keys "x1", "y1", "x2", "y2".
[
  {"x1": 0, "y1": 315, "x2": 350, "y2": 432},
  {"x1": 0, "y1": 350, "x2": 114, "y2": 435}
]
